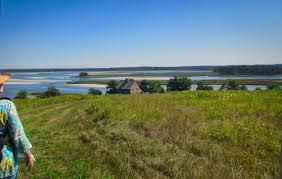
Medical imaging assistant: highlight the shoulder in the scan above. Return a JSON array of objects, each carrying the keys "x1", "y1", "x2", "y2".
[{"x1": 0, "y1": 98, "x2": 16, "y2": 111}]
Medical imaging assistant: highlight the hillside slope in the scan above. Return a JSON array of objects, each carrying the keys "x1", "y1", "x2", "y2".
[{"x1": 15, "y1": 90, "x2": 281, "y2": 178}]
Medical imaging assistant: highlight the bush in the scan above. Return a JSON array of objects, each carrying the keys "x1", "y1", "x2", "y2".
[
  {"x1": 140, "y1": 80, "x2": 165, "y2": 93},
  {"x1": 79, "y1": 72, "x2": 88, "y2": 77},
  {"x1": 14, "y1": 90, "x2": 28, "y2": 99},
  {"x1": 38, "y1": 86, "x2": 61, "y2": 98},
  {"x1": 196, "y1": 82, "x2": 213, "y2": 90},
  {"x1": 88, "y1": 88, "x2": 102, "y2": 95},
  {"x1": 219, "y1": 80, "x2": 248, "y2": 90},
  {"x1": 167, "y1": 77, "x2": 192, "y2": 91},
  {"x1": 267, "y1": 84, "x2": 280, "y2": 90}
]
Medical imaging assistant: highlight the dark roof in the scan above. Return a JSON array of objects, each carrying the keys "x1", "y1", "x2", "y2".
[{"x1": 116, "y1": 79, "x2": 136, "y2": 90}]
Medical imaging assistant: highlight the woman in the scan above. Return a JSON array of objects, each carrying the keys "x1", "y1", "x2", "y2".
[{"x1": 0, "y1": 73, "x2": 34, "y2": 179}]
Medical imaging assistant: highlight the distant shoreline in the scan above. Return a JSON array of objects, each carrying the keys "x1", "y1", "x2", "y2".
[{"x1": 1, "y1": 64, "x2": 281, "y2": 73}]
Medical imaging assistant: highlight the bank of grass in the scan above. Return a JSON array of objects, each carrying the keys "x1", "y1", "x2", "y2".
[{"x1": 14, "y1": 90, "x2": 281, "y2": 178}]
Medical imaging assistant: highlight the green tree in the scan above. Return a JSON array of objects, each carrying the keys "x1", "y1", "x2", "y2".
[
  {"x1": 140, "y1": 80, "x2": 165, "y2": 93},
  {"x1": 220, "y1": 80, "x2": 248, "y2": 90},
  {"x1": 79, "y1": 72, "x2": 88, "y2": 77},
  {"x1": 88, "y1": 88, "x2": 102, "y2": 95},
  {"x1": 14, "y1": 90, "x2": 28, "y2": 99},
  {"x1": 167, "y1": 77, "x2": 192, "y2": 91},
  {"x1": 106, "y1": 80, "x2": 118, "y2": 94},
  {"x1": 196, "y1": 82, "x2": 213, "y2": 90},
  {"x1": 227, "y1": 80, "x2": 240, "y2": 90},
  {"x1": 38, "y1": 86, "x2": 61, "y2": 98}
]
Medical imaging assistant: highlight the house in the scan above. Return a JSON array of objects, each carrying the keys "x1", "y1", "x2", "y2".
[{"x1": 116, "y1": 79, "x2": 142, "y2": 94}]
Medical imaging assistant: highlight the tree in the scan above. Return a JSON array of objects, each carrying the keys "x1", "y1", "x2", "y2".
[
  {"x1": 106, "y1": 80, "x2": 118, "y2": 94},
  {"x1": 267, "y1": 84, "x2": 280, "y2": 90},
  {"x1": 226, "y1": 80, "x2": 240, "y2": 90},
  {"x1": 140, "y1": 80, "x2": 165, "y2": 93},
  {"x1": 38, "y1": 86, "x2": 60, "y2": 98},
  {"x1": 88, "y1": 88, "x2": 102, "y2": 95},
  {"x1": 196, "y1": 82, "x2": 213, "y2": 90},
  {"x1": 219, "y1": 80, "x2": 247, "y2": 90},
  {"x1": 79, "y1": 72, "x2": 88, "y2": 77},
  {"x1": 14, "y1": 90, "x2": 28, "y2": 99},
  {"x1": 167, "y1": 77, "x2": 192, "y2": 91}
]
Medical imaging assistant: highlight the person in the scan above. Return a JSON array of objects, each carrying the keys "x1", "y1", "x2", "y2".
[{"x1": 0, "y1": 73, "x2": 34, "y2": 179}]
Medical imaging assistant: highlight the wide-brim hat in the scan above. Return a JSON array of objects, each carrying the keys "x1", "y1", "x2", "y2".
[{"x1": 0, "y1": 73, "x2": 12, "y2": 84}]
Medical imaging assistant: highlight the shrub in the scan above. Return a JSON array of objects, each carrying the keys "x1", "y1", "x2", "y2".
[
  {"x1": 196, "y1": 82, "x2": 213, "y2": 90},
  {"x1": 227, "y1": 80, "x2": 240, "y2": 90},
  {"x1": 79, "y1": 72, "x2": 88, "y2": 77},
  {"x1": 220, "y1": 80, "x2": 248, "y2": 90},
  {"x1": 88, "y1": 88, "x2": 102, "y2": 95},
  {"x1": 267, "y1": 84, "x2": 280, "y2": 90},
  {"x1": 38, "y1": 86, "x2": 61, "y2": 98},
  {"x1": 167, "y1": 77, "x2": 192, "y2": 91},
  {"x1": 14, "y1": 90, "x2": 28, "y2": 99}
]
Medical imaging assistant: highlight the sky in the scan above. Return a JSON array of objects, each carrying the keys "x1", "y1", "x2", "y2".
[{"x1": 0, "y1": 0, "x2": 282, "y2": 69}]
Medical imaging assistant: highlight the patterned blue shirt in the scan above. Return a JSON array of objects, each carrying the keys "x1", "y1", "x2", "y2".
[{"x1": 0, "y1": 99, "x2": 32, "y2": 178}]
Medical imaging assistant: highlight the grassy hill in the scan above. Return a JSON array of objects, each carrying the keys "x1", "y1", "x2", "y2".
[{"x1": 15, "y1": 90, "x2": 281, "y2": 178}]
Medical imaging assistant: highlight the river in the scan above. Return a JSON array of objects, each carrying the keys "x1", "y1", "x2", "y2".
[{"x1": 0, "y1": 71, "x2": 281, "y2": 98}]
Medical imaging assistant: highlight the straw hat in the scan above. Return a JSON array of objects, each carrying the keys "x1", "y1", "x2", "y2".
[{"x1": 0, "y1": 73, "x2": 12, "y2": 84}]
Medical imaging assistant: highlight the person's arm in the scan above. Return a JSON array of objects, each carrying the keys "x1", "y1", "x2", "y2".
[{"x1": 8, "y1": 101, "x2": 34, "y2": 170}]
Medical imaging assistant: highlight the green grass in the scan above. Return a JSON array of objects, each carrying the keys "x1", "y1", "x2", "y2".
[{"x1": 14, "y1": 90, "x2": 281, "y2": 178}]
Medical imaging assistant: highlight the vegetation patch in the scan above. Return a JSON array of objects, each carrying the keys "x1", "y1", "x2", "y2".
[{"x1": 12, "y1": 91, "x2": 281, "y2": 178}]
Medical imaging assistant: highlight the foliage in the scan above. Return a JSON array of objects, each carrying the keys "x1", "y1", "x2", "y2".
[
  {"x1": 79, "y1": 72, "x2": 88, "y2": 77},
  {"x1": 214, "y1": 64, "x2": 282, "y2": 75},
  {"x1": 139, "y1": 80, "x2": 165, "y2": 93},
  {"x1": 14, "y1": 90, "x2": 28, "y2": 99},
  {"x1": 14, "y1": 91, "x2": 281, "y2": 178},
  {"x1": 38, "y1": 86, "x2": 61, "y2": 98},
  {"x1": 267, "y1": 84, "x2": 281, "y2": 90},
  {"x1": 167, "y1": 77, "x2": 192, "y2": 91},
  {"x1": 106, "y1": 80, "x2": 118, "y2": 94},
  {"x1": 88, "y1": 88, "x2": 102, "y2": 95},
  {"x1": 196, "y1": 82, "x2": 213, "y2": 90},
  {"x1": 220, "y1": 80, "x2": 248, "y2": 90}
]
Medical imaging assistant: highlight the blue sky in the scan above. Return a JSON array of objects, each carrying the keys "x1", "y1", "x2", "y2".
[{"x1": 0, "y1": 0, "x2": 282, "y2": 68}]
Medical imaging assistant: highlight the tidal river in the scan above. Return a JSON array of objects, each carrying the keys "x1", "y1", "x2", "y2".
[{"x1": 1, "y1": 71, "x2": 281, "y2": 98}]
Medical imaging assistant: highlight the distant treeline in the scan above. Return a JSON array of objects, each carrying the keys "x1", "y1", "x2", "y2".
[{"x1": 214, "y1": 64, "x2": 282, "y2": 75}]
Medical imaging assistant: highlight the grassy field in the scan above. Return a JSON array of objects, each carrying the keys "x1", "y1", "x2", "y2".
[{"x1": 14, "y1": 90, "x2": 281, "y2": 178}]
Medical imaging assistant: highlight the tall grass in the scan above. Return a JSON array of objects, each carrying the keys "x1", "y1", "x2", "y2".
[{"x1": 14, "y1": 90, "x2": 281, "y2": 178}]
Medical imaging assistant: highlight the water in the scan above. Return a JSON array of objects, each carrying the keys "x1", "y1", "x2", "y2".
[{"x1": 0, "y1": 71, "x2": 280, "y2": 98}]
